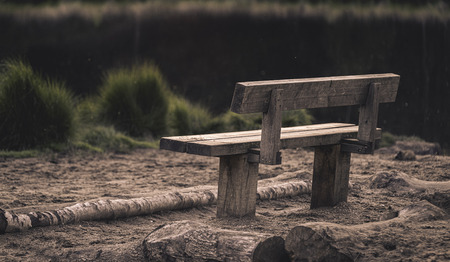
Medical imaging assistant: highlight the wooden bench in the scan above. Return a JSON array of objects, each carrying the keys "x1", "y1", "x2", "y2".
[{"x1": 160, "y1": 73, "x2": 400, "y2": 218}]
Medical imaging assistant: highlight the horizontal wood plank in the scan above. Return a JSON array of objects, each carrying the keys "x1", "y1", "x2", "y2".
[
  {"x1": 160, "y1": 123, "x2": 354, "y2": 153},
  {"x1": 160, "y1": 123, "x2": 381, "y2": 157},
  {"x1": 230, "y1": 73, "x2": 400, "y2": 114}
]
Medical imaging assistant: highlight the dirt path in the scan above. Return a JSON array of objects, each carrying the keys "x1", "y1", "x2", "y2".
[{"x1": 1, "y1": 147, "x2": 449, "y2": 261}]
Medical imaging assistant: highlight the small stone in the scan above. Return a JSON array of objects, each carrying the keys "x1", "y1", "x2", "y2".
[{"x1": 395, "y1": 150, "x2": 416, "y2": 161}]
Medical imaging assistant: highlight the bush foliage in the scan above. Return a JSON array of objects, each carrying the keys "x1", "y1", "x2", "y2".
[
  {"x1": 0, "y1": 59, "x2": 75, "y2": 150},
  {"x1": 168, "y1": 100, "x2": 313, "y2": 135},
  {"x1": 99, "y1": 63, "x2": 169, "y2": 137},
  {"x1": 380, "y1": 131, "x2": 424, "y2": 148},
  {"x1": 1, "y1": 1, "x2": 448, "y2": 149},
  {"x1": 168, "y1": 95, "x2": 215, "y2": 135},
  {"x1": 0, "y1": 60, "x2": 314, "y2": 154}
]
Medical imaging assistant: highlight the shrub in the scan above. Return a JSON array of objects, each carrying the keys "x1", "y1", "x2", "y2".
[
  {"x1": 282, "y1": 109, "x2": 313, "y2": 127},
  {"x1": 380, "y1": 132, "x2": 397, "y2": 148},
  {"x1": 0, "y1": 59, "x2": 75, "y2": 150},
  {"x1": 99, "y1": 63, "x2": 169, "y2": 137},
  {"x1": 208, "y1": 109, "x2": 313, "y2": 133},
  {"x1": 210, "y1": 111, "x2": 261, "y2": 132},
  {"x1": 380, "y1": 131, "x2": 424, "y2": 148},
  {"x1": 75, "y1": 95, "x2": 101, "y2": 125},
  {"x1": 168, "y1": 95, "x2": 214, "y2": 135}
]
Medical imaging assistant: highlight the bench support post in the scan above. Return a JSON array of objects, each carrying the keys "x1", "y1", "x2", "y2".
[
  {"x1": 357, "y1": 82, "x2": 380, "y2": 153},
  {"x1": 217, "y1": 153, "x2": 259, "y2": 217},
  {"x1": 311, "y1": 144, "x2": 351, "y2": 209},
  {"x1": 260, "y1": 89, "x2": 283, "y2": 165},
  {"x1": 341, "y1": 83, "x2": 381, "y2": 154}
]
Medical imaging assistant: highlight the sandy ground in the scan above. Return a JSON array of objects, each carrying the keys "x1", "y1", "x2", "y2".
[{"x1": 0, "y1": 144, "x2": 449, "y2": 261}]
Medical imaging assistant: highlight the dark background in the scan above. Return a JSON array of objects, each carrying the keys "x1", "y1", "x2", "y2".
[{"x1": 0, "y1": 2, "x2": 449, "y2": 149}]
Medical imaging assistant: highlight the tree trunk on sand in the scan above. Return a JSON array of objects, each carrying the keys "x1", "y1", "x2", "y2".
[
  {"x1": 370, "y1": 170, "x2": 450, "y2": 193},
  {"x1": 0, "y1": 181, "x2": 311, "y2": 234},
  {"x1": 143, "y1": 220, "x2": 289, "y2": 262},
  {"x1": 285, "y1": 201, "x2": 447, "y2": 262},
  {"x1": 370, "y1": 170, "x2": 450, "y2": 212}
]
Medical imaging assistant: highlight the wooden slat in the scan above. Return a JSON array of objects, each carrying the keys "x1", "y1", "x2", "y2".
[
  {"x1": 160, "y1": 123, "x2": 355, "y2": 153},
  {"x1": 230, "y1": 73, "x2": 400, "y2": 114},
  {"x1": 176, "y1": 125, "x2": 381, "y2": 157}
]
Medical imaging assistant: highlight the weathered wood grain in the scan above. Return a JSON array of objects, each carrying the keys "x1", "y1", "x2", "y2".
[
  {"x1": 160, "y1": 123, "x2": 354, "y2": 155},
  {"x1": 310, "y1": 144, "x2": 351, "y2": 209},
  {"x1": 160, "y1": 123, "x2": 355, "y2": 153},
  {"x1": 340, "y1": 138, "x2": 374, "y2": 154},
  {"x1": 358, "y1": 82, "x2": 380, "y2": 153},
  {"x1": 162, "y1": 124, "x2": 381, "y2": 157},
  {"x1": 260, "y1": 89, "x2": 283, "y2": 165},
  {"x1": 217, "y1": 154, "x2": 259, "y2": 217},
  {"x1": 0, "y1": 182, "x2": 314, "y2": 234},
  {"x1": 286, "y1": 201, "x2": 447, "y2": 261},
  {"x1": 230, "y1": 73, "x2": 399, "y2": 114},
  {"x1": 143, "y1": 221, "x2": 289, "y2": 261}
]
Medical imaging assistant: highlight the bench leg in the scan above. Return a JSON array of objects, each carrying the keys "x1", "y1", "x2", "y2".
[
  {"x1": 311, "y1": 145, "x2": 351, "y2": 209},
  {"x1": 217, "y1": 154, "x2": 259, "y2": 218}
]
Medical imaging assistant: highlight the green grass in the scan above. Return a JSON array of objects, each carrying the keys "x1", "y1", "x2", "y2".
[
  {"x1": 75, "y1": 95, "x2": 101, "y2": 125},
  {"x1": 99, "y1": 62, "x2": 170, "y2": 137},
  {"x1": 380, "y1": 131, "x2": 424, "y2": 148},
  {"x1": 0, "y1": 150, "x2": 39, "y2": 158},
  {"x1": 75, "y1": 125, "x2": 157, "y2": 153},
  {"x1": 168, "y1": 95, "x2": 215, "y2": 135},
  {"x1": 0, "y1": 60, "x2": 162, "y2": 156},
  {"x1": 0, "y1": 59, "x2": 76, "y2": 150}
]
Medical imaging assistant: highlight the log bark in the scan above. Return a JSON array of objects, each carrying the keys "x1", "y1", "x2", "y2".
[
  {"x1": 370, "y1": 170, "x2": 450, "y2": 212},
  {"x1": 257, "y1": 181, "x2": 311, "y2": 200},
  {"x1": 0, "y1": 181, "x2": 311, "y2": 234},
  {"x1": 0, "y1": 187, "x2": 217, "y2": 234},
  {"x1": 370, "y1": 170, "x2": 450, "y2": 193},
  {"x1": 285, "y1": 201, "x2": 447, "y2": 262},
  {"x1": 143, "y1": 220, "x2": 289, "y2": 262}
]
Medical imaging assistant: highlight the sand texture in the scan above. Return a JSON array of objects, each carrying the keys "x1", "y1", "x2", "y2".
[{"x1": 0, "y1": 145, "x2": 449, "y2": 261}]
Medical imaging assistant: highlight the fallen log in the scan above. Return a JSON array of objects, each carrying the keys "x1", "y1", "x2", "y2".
[
  {"x1": 0, "y1": 181, "x2": 311, "y2": 234},
  {"x1": 376, "y1": 140, "x2": 441, "y2": 155},
  {"x1": 370, "y1": 170, "x2": 450, "y2": 213},
  {"x1": 143, "y1": 220, "x2": 289, "y2": 262},
  {"x1": 257, "y1": 180, "x2": 311, "y2": 200},
  {"x1": 285, "y1": 201, "x2": 447, "y2": 262},
  {"x1": 370, "y1": 170, "x2": 450, "y2": 193}
]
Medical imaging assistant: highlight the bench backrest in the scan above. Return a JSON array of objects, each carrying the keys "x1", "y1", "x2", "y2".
[
  {"x1": 230, "y1": 73, "x2": 400, "y2": 164},
  {"x1": 230, "y1": 73, "x2": 399, "y2": 113}
]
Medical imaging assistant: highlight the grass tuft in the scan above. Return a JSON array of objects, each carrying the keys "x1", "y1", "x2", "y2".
[
  {"x1": 0, "y1": 59, "x2": 75, "y2": 150},
  {"x1": 0, "y1": 150, "x2": 39, "y2": 158},
  {"x1": 168, "y1": 95, "x2": 215, "y2": 135},
  {"x1": 380, "y1": 131, "x2": 424, "y2": 148},
  {"x1": 99, "y1": 62, "x2": 169, "y2": 137},
  {"x1": 77, "y1": 125, "x2": 156, "y2": 153}
]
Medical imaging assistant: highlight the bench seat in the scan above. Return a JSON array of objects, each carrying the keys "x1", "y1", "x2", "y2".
[{"x1": 160, "y1": 123, "x2": 381, "y2": 157}]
